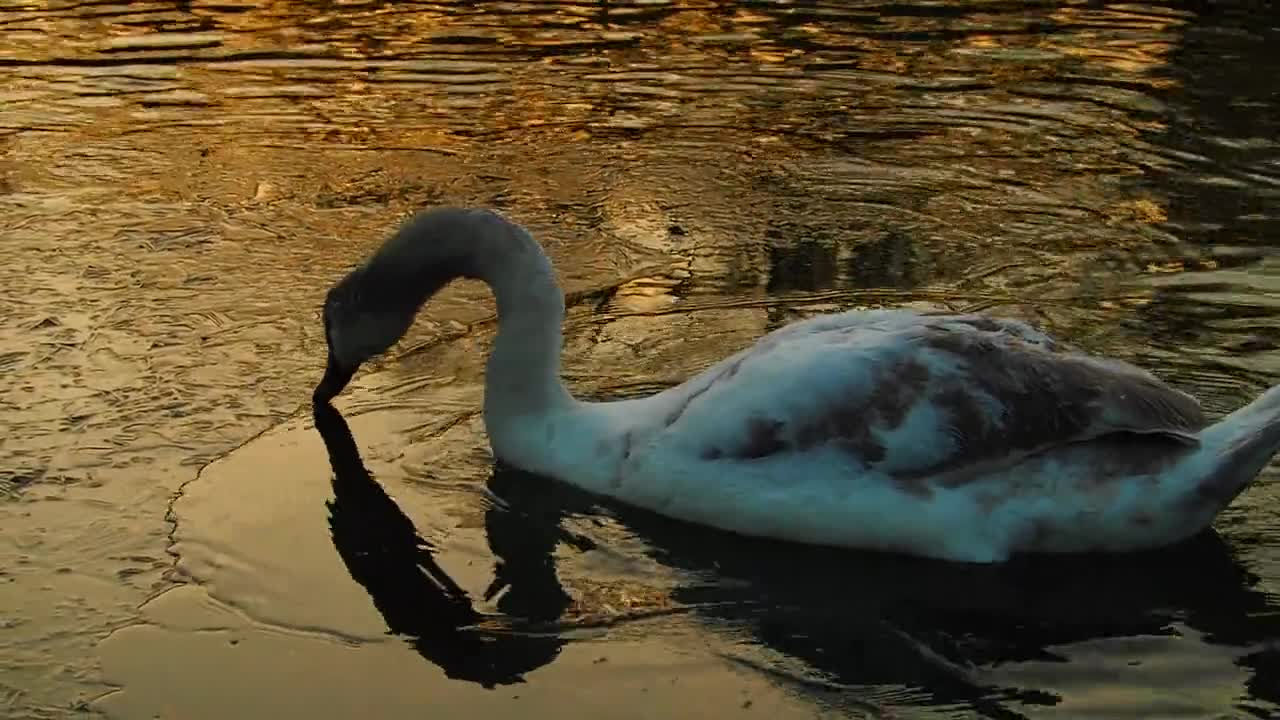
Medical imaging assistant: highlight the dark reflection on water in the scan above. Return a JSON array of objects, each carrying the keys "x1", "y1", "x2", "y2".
[
  {"x1": 315, "y1": 400, "x2": 1280, "y2": 719},
  {"x1": 316, "y1": 401, "x2": 567, "y2": 688},
  {"x1": 1130, "y1": 0, "x2": 1280, "y2": 388}
]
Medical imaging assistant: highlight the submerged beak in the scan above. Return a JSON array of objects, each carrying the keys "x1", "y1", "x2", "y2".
[{"x1": 313, "y1": 348, "x2": 357, "y2": 405}]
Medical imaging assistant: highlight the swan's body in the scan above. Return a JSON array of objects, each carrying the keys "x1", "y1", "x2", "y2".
[{"x1": 315, "y1": 207, "x2": 1280, "y2": 563}]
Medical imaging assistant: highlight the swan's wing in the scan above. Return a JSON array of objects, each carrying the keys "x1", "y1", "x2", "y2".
[{"x1": 662, "y1": 313, "x2": 1206, "y2": 485}]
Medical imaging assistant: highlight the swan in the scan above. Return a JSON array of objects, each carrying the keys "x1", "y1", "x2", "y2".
[{"x1": 312, "y1": 206, "x2": 1280, "y2": 563}]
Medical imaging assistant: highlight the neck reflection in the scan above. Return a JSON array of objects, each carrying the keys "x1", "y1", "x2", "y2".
[{"x1": 314, "y1": 401, "x2": 566, "y2": 688}]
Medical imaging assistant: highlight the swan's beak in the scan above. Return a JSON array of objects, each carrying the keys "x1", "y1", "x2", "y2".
[{"x1": 313, "y1": 349, "x2": 356, "y2": 404}]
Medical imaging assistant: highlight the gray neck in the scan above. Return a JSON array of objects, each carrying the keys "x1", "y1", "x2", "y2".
[
  {"x1": 471, "y1": 216, "x2": 576, "y2": 428},
  {"x1": 347, "y1": 208, "x2": 579, "y2": 459}
]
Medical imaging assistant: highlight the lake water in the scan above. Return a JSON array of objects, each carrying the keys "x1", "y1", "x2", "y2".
[{"x1": 3, "y1": 1, "x2": 1279, "y2": 718}]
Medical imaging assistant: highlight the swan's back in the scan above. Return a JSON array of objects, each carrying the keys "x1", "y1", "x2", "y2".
[{"x1": 651, "y1": 309, "x2": 1205, "y2": 485}]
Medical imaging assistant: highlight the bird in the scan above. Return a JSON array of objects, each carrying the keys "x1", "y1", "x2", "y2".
[{"x1": 313, "y1": 206, "x2": 1280, "y2": 563}]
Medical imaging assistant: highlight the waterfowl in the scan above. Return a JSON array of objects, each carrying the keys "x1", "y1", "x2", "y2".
[{"x1": 313, "y1": 206, "x2": 1280, "y2": 563}]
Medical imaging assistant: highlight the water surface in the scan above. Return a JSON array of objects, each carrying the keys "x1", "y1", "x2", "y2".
[{"x1": 2, "y1": 1, "x2": 1279, "y2": 718}]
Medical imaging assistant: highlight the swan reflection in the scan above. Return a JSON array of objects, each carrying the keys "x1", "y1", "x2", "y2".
[
  {"x1": 315, "y1": 402, "x2": 566, "y2": 688},
  {"x1": 315, "y1": 402, "x2": 1280, "y2": 716}
]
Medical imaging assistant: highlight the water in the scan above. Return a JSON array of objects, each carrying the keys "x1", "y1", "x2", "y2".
[{"x1": 2, "y1": 0, "x2": 1278, "y2": 717}]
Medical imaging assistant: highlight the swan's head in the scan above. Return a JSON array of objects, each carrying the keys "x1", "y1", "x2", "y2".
[
  {"x1": 313, "y1": 208, "x2": 497, "y2": 404},
  {"x1": 313, "y1": 271, "x2": 413, "y2": 404}
]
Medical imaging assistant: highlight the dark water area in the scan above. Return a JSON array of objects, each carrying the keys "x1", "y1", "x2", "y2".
[{"x1": 2, "y1": 0, "x2": 1279, "y2": 718}]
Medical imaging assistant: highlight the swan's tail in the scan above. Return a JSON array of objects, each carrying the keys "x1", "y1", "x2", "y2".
[{"x1": 1185, "y1": 384, "x2": 1280, "y2": 515}]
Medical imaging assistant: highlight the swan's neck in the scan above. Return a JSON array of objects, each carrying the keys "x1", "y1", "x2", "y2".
[{"x1": 478, "y1": 225, "x2": 578, "y2": 459}]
